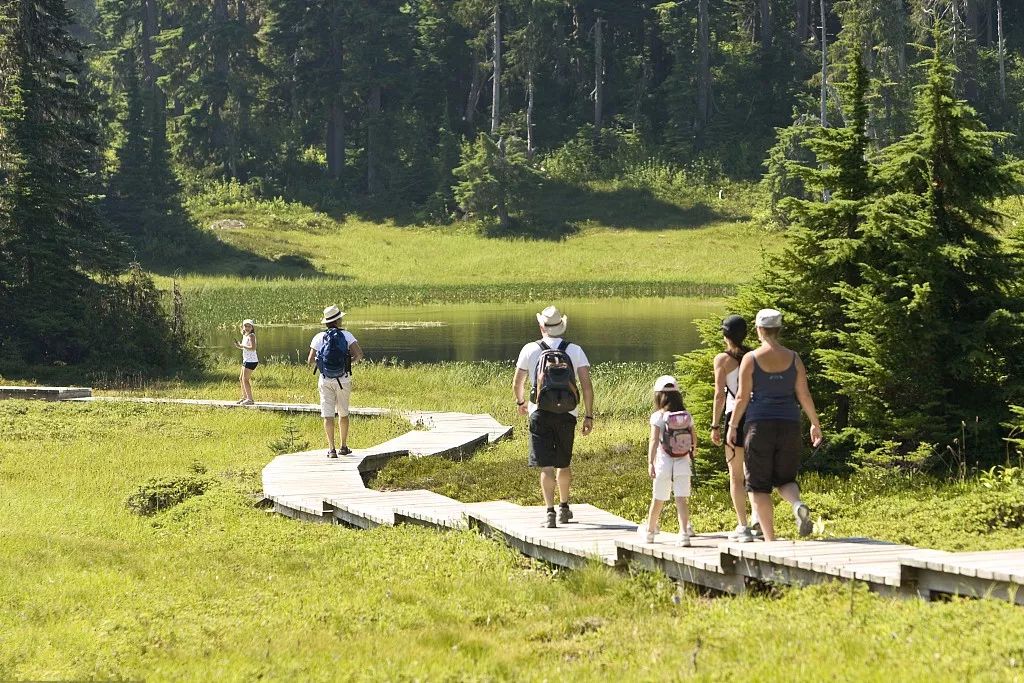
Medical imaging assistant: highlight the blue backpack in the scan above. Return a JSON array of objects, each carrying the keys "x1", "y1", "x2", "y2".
[{"x1": 316, "y1": 327, "x2": 351, "y2": 379}]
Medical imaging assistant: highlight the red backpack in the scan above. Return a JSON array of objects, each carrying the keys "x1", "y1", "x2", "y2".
[{"x1": 660, "y1": 410, "x2": 694, "y2": 457}]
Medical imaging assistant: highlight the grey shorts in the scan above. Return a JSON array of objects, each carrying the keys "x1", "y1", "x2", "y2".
[
  {"x1": 528, "y1": 410, "x2": 577, "y2": 469},
  {"x1": 744, "y1": 420, "x2": 802, "y2": 493}
]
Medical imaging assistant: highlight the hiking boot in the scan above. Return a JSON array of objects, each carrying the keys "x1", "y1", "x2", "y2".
[
  {"x1": 339, "y1": 445, "x2": 353, "y2": 456},
  {"x1": 677, "y1": 532, "x2": 692, "y2": 547},
  {"x1": 729, "y1": 525, "x2": 754, "y2": 543},
  {"x1": 794, "y1": 503, "x2": 813, "y2": 537},
  {"x1": 558, "y1": 504, "x2": 573, "y2": 524},
  {"x1": 544, "y1": 509, "x2": 557, "y2": 528},
  {"x1": 327, "y1": 449, "x2": 338, "y2": 459}
]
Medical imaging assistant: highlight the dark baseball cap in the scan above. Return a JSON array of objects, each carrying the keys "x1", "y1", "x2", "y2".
[{"x1": 721, "y1": 314, "x2": 748, "y2": 339}]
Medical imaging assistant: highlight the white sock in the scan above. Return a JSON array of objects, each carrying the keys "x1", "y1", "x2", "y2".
[{"x1": 792, "y1": 500, "x2": 805, "y2": 511}]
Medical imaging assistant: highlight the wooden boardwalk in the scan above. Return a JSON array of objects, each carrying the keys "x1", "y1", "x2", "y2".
[{"x1": 10, "y1": 386, "x2": 1024, "y2": 604}]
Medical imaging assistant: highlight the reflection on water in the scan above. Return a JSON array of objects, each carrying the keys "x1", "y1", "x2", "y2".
[{"x1": 207, "y1": 298, "x2": 723, "y2": 364}]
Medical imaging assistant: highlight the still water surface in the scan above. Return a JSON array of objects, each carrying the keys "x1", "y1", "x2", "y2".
[{"x1": 208, "y1": 298, "x2": 722, "y2": 364}]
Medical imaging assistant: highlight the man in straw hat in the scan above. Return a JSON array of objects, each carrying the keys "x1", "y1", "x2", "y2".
[
  {"x1": 512, "y1": 305, "x2": 595, "y2": 528},
  {"x1": 307, "y1": 305, "x2": 364, "y2": 458}
]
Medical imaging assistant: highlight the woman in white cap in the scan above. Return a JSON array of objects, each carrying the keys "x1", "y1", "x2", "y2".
[
  {"x1": 234, "y1": 319, "x2": 258, "y2": 405},
  {"x1": 640, "y1": 375, "x2": 696, "y2": 547},
  {"x1": 727, "y1": 308, "x2": 823, "y2": 541}
]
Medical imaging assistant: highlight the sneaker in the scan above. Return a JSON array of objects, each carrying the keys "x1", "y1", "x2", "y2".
[
  {"x1": 677, "y1": 532, "x2": 691, "y2": 547},
  {"x1": 729, "y1": 525, "x2": 754, "y2": 543},
  {"x1": 240, "y1": 398, "x2": 255, "y2": 406},
  {"x1": 750, "y1": 520, "x2": 763, "y2": 538},
  {"x1": 794, "y1": 503, "x2": 813, "y2": 537},
  {"x1": 235, "y1": 398, "x2": 246, "y2": 404},
  {"x1": 339, "y1": 445, "x2": 353, "y2": 456},
  {"x1": 639, "y1": 527, "x2": 656, "y2": 543},
  {"x1": 327, "y1": 449, "x2": 338, "y2": 459},
  {"x1": 544, "y1": 509, "x2": 557, "y2": 528},
  {"x1": 558, "y1": 504, "x2": 573, "y2": 524}
]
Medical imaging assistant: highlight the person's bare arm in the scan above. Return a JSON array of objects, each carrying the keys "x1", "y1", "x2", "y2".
[
  {"x1": 711, "y1": 353, "x2": 728, "y2": 446},
  {"x1": 513, "y1": 368, "x2": 529, "y2": 415},
  {"x1": 577, "y1": 365, "x2": 594, "y2": 435},
  {"x1": 306, "y1": 347, "x2": 316, "y2": 365},
  {"x1": 349, "y1": 342, "x2": 365, "y2": 363},
  {"x1": 241, "y1": 333, "x2": 255, "y2": 351},
  {"x1": 647, "y1": 423, "x2": 659, "y2": 479},
  {"x1": 794, "y1": 354, "x2": 824, "y2": 446},
  {"x1": 727, "y1": 354, "x2": 754, "y2": 447}
]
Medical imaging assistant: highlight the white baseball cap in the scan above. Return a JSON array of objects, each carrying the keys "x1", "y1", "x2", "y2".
[
  {"x1": 755, "y1": 308, "x2": 783, "y2": 328},
  {"x1": 653, "y1": 375, "x2": 680, "y2": 392}
]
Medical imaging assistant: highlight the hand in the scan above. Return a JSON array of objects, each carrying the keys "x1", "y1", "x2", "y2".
[
  {"x1": 711, "y1": 427, "x2": 722, "y2": 447},
  {"x1": 648, "y1": 462, "x2": 656, "y2": 479},
  {"x1": 810, "y1": 424, "x2": 823, "y2": 448},
  {"x1": 726, "y1": 426, "x2": 738, "y2": 448},
  {"x1": 517, "y1": 402, "x2": 528, "y2": 416},
  {"x1": 581, "y1": 416, "x2": 594, "y2": 436}
]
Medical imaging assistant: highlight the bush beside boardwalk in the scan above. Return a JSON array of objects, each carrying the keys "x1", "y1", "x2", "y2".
[{"x1": 2, "y1": 368, "x2": 1024, "y2": 680}]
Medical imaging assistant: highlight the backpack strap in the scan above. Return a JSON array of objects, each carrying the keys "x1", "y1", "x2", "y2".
[
  {"x1": 557, "y1": 339, "x2": 569, "y2": 352},
  {"x1": 537, "y1": 340, "x2": 550, "y2": 351}
]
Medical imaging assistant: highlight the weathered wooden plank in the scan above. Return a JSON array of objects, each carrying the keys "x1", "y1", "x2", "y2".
[{"x1": 1, "y1": 385, "x2": 93, "y2": 401}]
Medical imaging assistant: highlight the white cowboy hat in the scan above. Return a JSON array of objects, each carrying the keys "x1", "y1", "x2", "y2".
[
  {"x1": 536, "y1": 305, "x2": 567, "y2": 337},
  {"x1": 321, "y1": 305, "x2": 345, "y2": 325}
]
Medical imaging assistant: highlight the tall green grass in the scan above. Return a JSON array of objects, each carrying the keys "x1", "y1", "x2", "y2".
[{"x1": 3, "y1": 384, "x2": 1024, "y2": 680}]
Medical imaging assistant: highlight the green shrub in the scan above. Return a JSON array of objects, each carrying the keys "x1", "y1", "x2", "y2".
[{"x1": 125, "y1": 474, "x2": 214, "y2": 516}]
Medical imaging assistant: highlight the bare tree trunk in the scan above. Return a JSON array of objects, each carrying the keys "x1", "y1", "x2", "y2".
[
  {"x1": 695, "y1": 0, "x2": 710, "y2": 141},
  {"x1": 326, "y1": 100, "x2": 345, "y2": 179},
  {"x1": 491, "y1": 3, "x2": 501, "y2": 136},
  {"x1": 760, "y1": 0, "x2": 772, "y2": 49},
  {"x1": 795, "y1": 0, "x2": 808, "y2": 41},
  {"x1": 594, "y1": 15, "x2": 604, "y2": 130},
  {"x1": 497, "y1": 137, "x2": 509, "y2": 229},
  {"x1": 998, "y1": 0, "x2": 1006, "y2": 101},
  {"x1": 465, "y1": 55, "x2": 486, "y2": 124},
  {"x1": 820, "y1": 0, "x2": 828, "y2": 129},
  {"x1": 211, "y1": 0, "x2": 230, "y2": 172},
  {"x1": 366, "y1": 84, "x2": 382, "y2": 194},
  {"x1": 326, "y1": 11, "x2": 345, "y2": 180},
  {"x1": 141, "y1": 0, "x2": 165, "y2": 154},
  {"x1": 526, "y1": 69, "x2": 536, "y2": 156}
]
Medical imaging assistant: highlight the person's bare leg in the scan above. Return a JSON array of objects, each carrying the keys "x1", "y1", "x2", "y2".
[
  {"x1": 646, "y1": 498, "x2": 666, "y2": 534},
  {"x1": 322, "y1": 417, "x2": 336, "y2": 451},
  {"x1": 339, "y1": 416, "x2": 350, "y2": 448},
  {"x1": 777, "y1": 481, "x2": 801, "y2": 505},
  {"x1": 242, "y1": 367, "x2": 254, "y2": 402},
  {"x1": 751, "y1": 492, "x2": 775, "y2": 540},
  {"x1": 539, "y1": 467, "x2": 556, "y2": 507},
  {"x1": 555, "y1": 466, "x2": 572, "y2": 504},
  {"x1": 676, "y1": 497, "x2": 690, "y2": 534},
  {"x1": 726, "y1": 446, "x2": 748, "y2": 527},
  {"x1": 238, "y1": 367, "x2": 246, "y2": 400}
]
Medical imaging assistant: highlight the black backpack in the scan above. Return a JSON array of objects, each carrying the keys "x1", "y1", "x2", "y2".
[
  {"x1": 316, "y1": 327, "x2": 352, "y2": 379},
  {"x1": 531, "y1": 340, "x2": 579, "y2": 413}
]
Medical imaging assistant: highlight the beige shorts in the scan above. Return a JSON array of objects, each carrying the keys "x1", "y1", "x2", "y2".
[
  {"x1": 653, "y1": 452, "x2": 692, "y2": 501},
  {"x1": 318, "y1": 375, "x2": 352, "y2": 418}
]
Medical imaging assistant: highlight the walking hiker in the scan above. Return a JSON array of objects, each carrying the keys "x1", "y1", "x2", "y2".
[
  {"x1": 234, "y1": 319, "x2": 258, "y2": 405},
  {"x1": 639, "y1": 375, "x2": 696, "y2": 547},
  {"x1": 727, "y1": 309, "x2": 823, "y2": 541},
  {"x1": 307, "y1": 305, "x2": 364, "y2": 458},
  {"x1": 711, "y1": 315, "x2": 757, "y2": 542},
  {"x1": 512, "y1": 305, "x2": 594, "y2": 528}
]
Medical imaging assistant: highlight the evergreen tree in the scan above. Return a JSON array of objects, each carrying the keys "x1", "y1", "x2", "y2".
[
  {"x1": 452, "y1": 133, "x2": 538, "y2": 230},
  {"x1": 822, "y1": 28, "x2": 1024, "y2": 458}
]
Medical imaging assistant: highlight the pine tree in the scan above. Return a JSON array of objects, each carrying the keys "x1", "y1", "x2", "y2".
[
  {"x1": 822, "y1": 27, "x2": 1024, "y2": 457},
  {"x1": 452, "y1": 133, "x2": 538, "y2": 230}
]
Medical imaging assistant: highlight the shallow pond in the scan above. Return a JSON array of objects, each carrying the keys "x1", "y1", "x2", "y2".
[{"x1": 207, "y1": 297, "x2": 723, "y2": 364}]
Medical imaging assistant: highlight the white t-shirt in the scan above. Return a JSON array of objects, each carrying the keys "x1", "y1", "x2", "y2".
[
  {"x1": 240, "y1": 333, "x2": 258, "y2": 363},
  {"x1": 310, "y1": 329, "x2": 358, "y2": 377},
  {"x1": 516, "y1": 337, "x2": 590, "y2": 416}
]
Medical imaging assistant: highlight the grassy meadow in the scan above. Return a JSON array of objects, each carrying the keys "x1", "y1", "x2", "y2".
[{"x1": 3, "y1": 364, "x2": 1024, "y2": 680}]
